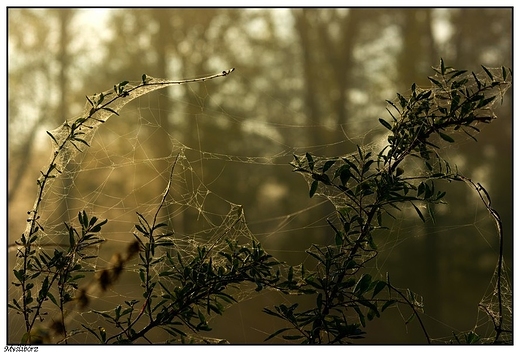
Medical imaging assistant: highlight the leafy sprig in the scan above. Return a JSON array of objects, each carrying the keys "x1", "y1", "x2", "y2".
[{"x1": 277, "y1": 60, "x2": 511, "y2": 344}]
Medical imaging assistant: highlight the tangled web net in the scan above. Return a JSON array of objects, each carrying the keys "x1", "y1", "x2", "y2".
[{"x1": 9, "y1": 66, "x2": 512, "y2": 344}]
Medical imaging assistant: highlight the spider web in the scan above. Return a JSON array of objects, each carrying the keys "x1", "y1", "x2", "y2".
[{"x1": 8, "y1": 68, "x2": 512, "y2": 344}]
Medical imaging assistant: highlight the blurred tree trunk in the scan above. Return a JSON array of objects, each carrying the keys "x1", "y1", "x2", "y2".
[
  {"x1": 7, "y1": 10, "x2": 63, "y2": 205},
  {"x1": 397, "y1": 9, "x2": 436, "y2": 90},
  {"x1": 398, "y1": 8, "x2": 441, "y2": 316},
  {"x1": 152, "y1": 10, "x2": 181, "y2": 233},
  {"x1": 7, "y1": 115, "x2": 44, "y2": 204},
  {"x1": 450, "y1": 7, "x2": 513, "y2": 271},
  {"x1": 293, "y1": 10, "x2": 320, "y2": 126},
  {"x1": 292, "y1": 9, "x2": 363, "y2": 242},
  {"x1": 292, "y1": 9, "x2": 331, "y2": 243},
  {"x1": 56, "y1": 9, "x2": 75, "y2": 224}
]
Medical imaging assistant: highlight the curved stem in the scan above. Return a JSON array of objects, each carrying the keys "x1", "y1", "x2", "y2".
[
  {"x1": 387, "y1": 283, "x2": 431, "y2": 344},
  {"x1": 459, "y1": 176, "x2": 506, "y2": 343}
]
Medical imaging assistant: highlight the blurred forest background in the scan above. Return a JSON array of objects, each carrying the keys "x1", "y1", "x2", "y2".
[{"x1": 7, "y1": 8, "x2": 512, "y2": 344}]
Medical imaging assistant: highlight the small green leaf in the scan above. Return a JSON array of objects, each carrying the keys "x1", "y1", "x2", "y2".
[
  {"x1": 264, "y1": 327, "x2": 292, "y2": 341},
  {"x1": 428, "y1": 77, "x2": 443, "y2": 88},
  {"x1": 304, "y1": 276, "x2": 323, "y2": 290},
  {"x1": 396, "y1": 93, "x2": 407, "y2": 108},
  {"x1": 46, "y1": 131, "x2": 59, "y2": 146},
  {"x1": 502, "y1": 66, "x2": 508, "y2": 81},
  {"x1": 411, "y1": 203, "x2": 426, "y2": 222},
  {"x1": 354, "y1": 305, "x2": 366, "y2": 327},
  {"x1": 379, "y1": 118, "x2": 392, "y2": 130},
  {"x1": 136, "y1": 212, "x2": 151, "y2": 232},
  {"x1": 9, "y1": 298, "x2": 22, "y2": 311},
  {"x1": 368, "y1": 235, "x2": 377, "y2": 250},
  {"x1": 472, "y1": 71, "x2": 482, "y2": 89},
  {"x1": 38, "y1": 276, "x2": 49, "y2": 301},
  {"x1": 372, "y1": 280, "x2": 386, "y2": 298},
  {"x1": 88, "y1": 216, "x2": 97, "y2": 227},
  {"x1": 14, "y1": 269, "x2": 24, "y2": 282},
  {"x1": 447, "y1": 69, "x2": 467, "y2": 80},
  {"x1": 72, "y1": 137, "x2": 90, "y2": 147},
  {"x1": 381, "y1": 299, "x2": 397, "y2": 312},
  {"x1": 287, "y1": 266, "x2": 294, "y2": 282},
  {"x1": 47, "y1": 292, "x2": 58, "y2": 307},
  {"x1": 340, "y1": 167, "x2": 351, "y2": 186},
  {"x1": 438, "y1": 132, "x2": 454, "y2": 143},
  {"x1": 309, "y1": 180, "x2": 318, "y2": 198},
  {"x1": 367, "y1": 308, "x2": 376, "y2": 321},
  {"x1": 99, "y1": 327, "x2": 107, "y2": 343},
  {"x1": 322, "y1": 160, "x2": 336, "y2": 173},
  {"x1": 305, "y1": 152, "x2": 314, "y2": 170},
  {"x1": 411, "y1": 82, "x2": 416, "y2": 95},
  {"x1": 354, "y1": 274, "x2": 372, "y2": 295},
  {"x1": 152, "y1": 223, "x2": 168, "y2": 231},
  {"x1": 80, "y1": 210, "x2": 88, "y2": 228},
  {"x1": 477, "y1": 96, "x2": 496, "y2": 108},
  {"x1": 21, "y1": 332, "x2": 30, "y2": 344},
  {"x1": 465, "y1": 331, "x2": 481, "y2": 344},
  {"x1": 136, "y1": 224, "x2": 147, "y2": 235},
  {"x1": 101, "y1": 107, "x2": 119, "y2": 116},
  {"x1": 335, "y1": 231, "x2": 342, "y2": 246},
  {"x1": 198, "y1": 310, "x2": 207, "y2": 324},
  {"x1": 316, "y1": 292, "x2": 323, "y2": 311},
  {"x1": 481, "y1": 65, "x2": 493, "y2": 80},
  {"x1": 362, "y1": 159, "x2": 374, "y2": 175},
  {"x1": 262, "y1": 307, "x2": 284, "y2": 319},
  {"x1": 69, "y1": 226, "x2": 75, "y2": 248},
  {"x1": 208, "y1": 303, "x2": 224, "y2": 315},
  {"x1": 312, "y1": 172, "x2": 331, "y2": 185},
  {"x1": 90, "y1": 225, "x2": 102, "y2": 233},
  {"x1": 417, "y1": 182, "x2": 425, "y2": 197}
]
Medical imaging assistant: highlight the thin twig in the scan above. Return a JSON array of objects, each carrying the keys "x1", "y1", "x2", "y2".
[
  {"x1": 106, "y1": 155, "x2": 179, "y2": 344},
  {"x1": 17, "y1": 68, "x2": 234, "y2": 342},
  {"x1": 387, "y1": 282, "x2": 431, "y2": 344},
  {"x1": 152, "y1": 153, "x2": 180, "y2": 228},
  {"x1": 458, "y1": 176, "x2": 506, "y2": 343}
]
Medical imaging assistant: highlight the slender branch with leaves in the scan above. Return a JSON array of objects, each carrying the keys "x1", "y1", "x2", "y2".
[
  {"x1": 10, "y1": 68, "x2": 237, "y2": 344},
  {"x1": 265, "y1": 59, "x2": 512, "y2": 344},
  {"x1": 9, "y1": 61, "x2": 511, "y2": 344}
]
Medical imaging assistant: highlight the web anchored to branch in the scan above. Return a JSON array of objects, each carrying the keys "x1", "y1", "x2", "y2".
[
  {"x1": 29, "y1": 68, "x2": 236, "y2": 220},
  {"x1": 9, "y1": 65, "x2": 512, "y2": 344}
]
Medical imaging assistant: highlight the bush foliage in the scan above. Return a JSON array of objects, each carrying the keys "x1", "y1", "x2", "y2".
[{"x1": 10, "y1": 60, "x2": 512, "y2": 344}]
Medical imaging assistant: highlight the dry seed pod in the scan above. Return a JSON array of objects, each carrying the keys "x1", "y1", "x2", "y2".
[
  {"x1": 126, "y1": 240, "x2": 141, "y2": 260},
  {"x1": 97, "y1": 269, "x2": 111, "y2": 292},
  {"x1": 76, "y1": 288, "x2": 89, "y2": 309}
]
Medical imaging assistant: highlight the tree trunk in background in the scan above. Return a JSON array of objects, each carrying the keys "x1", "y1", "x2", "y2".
[
  {"x1": 320, "y1": 9, "x2": 361, "y2": 156},
  {"x1": 56, "y1": 9, "x2": 74, "y2": 224},
  {"x1": 334, "y1": 10, "x2": 362, "y2": 126},
  {"x1": 451, "y1": 7, "x2": 513, "y2": 265},
  {"x1": 153, "y1": 10, "x2": 181, "y2": 233},
  {"x1": 7, "y1": 116, "x2": 44, "y2": 204},
  {"x1": 292, "y1": 9, "x2": 332, "y2": 243},
  {"x1": 398, "y1": 9, "x2": 436, "y2": 90},
  {"x1": 293, "y1": 10, "x2": 321, "y2": 127},
  {"x1": 398, "y1": 8, "x2": 442, "y2": 317}
]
